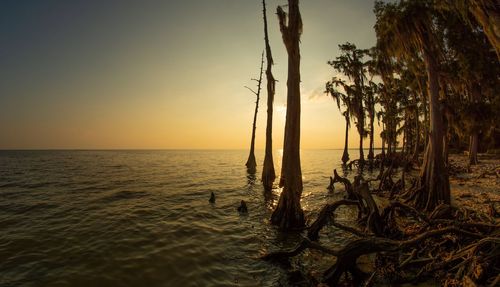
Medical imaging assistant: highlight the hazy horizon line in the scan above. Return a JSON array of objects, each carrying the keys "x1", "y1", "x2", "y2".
[{"x1": 0, "y1": 147, "x2": 389, "y2": 151}]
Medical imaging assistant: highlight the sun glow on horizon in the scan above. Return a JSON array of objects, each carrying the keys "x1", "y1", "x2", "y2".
[{"x1": 0, "y1": 0, "x2": 379, "y2": 150}]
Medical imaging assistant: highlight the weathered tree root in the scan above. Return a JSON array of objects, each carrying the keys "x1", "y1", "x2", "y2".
[
  {"x1": 377, "y1": 162, "x2": 395, "y2": 192},
  {"x1": 307, "y1": 199, "x2": 362, "y2": 241},
  {"x1": 317, "y1": 178, "x2": 383, "y2": 238},
  {"x1": 327, "y1": 169, "x2": 356, "y2": 199},
  {"x1": 345, "y1": 159, "x2": 363, "y2": 170},
  {"x1": 263, "y1": 226, "x2": 493, "y2": 286},
  {"x1": 326, "y1": 176, "x2": 334, "y2": 192},
  {"x1": 490, "y1": 203, "x2": 500, "y2": 218},
  {"x1": 373, "y1": 160, "x2": 408, "y2": 197},
  {"x1": 264, "y1": 174, "x2": 500, "y2": 286},
  {"x1": 476, "y1": 165, "x2": 500, "y2": 179}
]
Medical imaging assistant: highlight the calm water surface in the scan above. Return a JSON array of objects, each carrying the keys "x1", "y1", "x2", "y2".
[{"x1": 0, "y1": 150, "x2": 371, "y2": 286}]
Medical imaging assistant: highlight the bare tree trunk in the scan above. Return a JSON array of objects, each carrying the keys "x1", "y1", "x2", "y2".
[
  {"x1": 416, "y1": 46, "x2": 450, "y2": 211},
  {"x1": 245, "y1": 53, "x2": 265, "y2": 173},
  {"x1": 367, "y1": 91, "x2": 375, "y2": 162},
  {"x1": 402, "y1": 122, "x2": 406, "y2": 155},
  {"x1": 381, "y1": 136, "x2": 386, "y2": 158},
  {"x1": 468, "y1": 83, "x2": 481, "y2": 165},
  {"x1": 368, "y1": 115, "x2": 375, "y2": 161},
  {"x1": 393, "y1": 138, "x2": 397, "y2": 155},
  {"x1": 386, "y1": 123, "x2": 392, "y2": 157},
  {"x1": 261, "y1": 0, "x2": 276, "y2": 190},
  {"x1": 342, "y1": 114, "x2": 350, "y2": 165},
  {"x1": 423, "y1": 97, "x2": 429, "y2": 148},
  {"x1": 271, "y1": 0, "x2": 305, "y2": 230},
  {"x1": 369, "y1": 128, "x2": 374, "y2": 160},
  {"x1": 469, "y1": 135, "x2": 479, "y2": 165},
  {"x1": 443, "y1": 108, "x2": 450, "y2": 166},
  {"x1": 357, "y1": 115, "x2": 365, "y2": 165},
  {"x1": 381, "y1": 123, "x2": 386, "y2": 158},
  {"x1": 357, "y1": 58, "x2": 366, "y2": 165},
  {"x1": 359, "y1": 126, "x2": 364, "y2": 163},
  {"x1": 412, "y1": 93, "x2": 420, "y2": 161}
]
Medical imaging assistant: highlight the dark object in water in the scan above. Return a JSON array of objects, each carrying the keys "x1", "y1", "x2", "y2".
[
  {"x1": 209, "y1": 192, "x2": 215, "y2": 203},
  {"x1": 237, "y1": 200, "x2": 248, "y2": 213}
]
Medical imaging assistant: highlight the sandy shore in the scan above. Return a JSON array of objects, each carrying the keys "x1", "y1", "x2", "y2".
[{"x1": 448, "y1": 153, "x2": 500, "y2": 217}]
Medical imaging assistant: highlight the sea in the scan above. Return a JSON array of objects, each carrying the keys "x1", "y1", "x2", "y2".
[{"x1": 0, "y1": 149, "x2": 373, "y2": 287}]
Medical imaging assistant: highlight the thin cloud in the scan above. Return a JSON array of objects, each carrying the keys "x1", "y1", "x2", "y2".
[{"x1": 306, "y1": 86, "x2": 327, "y2": 102}]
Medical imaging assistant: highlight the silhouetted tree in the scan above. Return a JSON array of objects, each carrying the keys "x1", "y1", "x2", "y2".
[
  {"x1": 326, "y1": 77, "x2": 353, "y2": 165},
  {"x1": 328, "y1": 43, "x2": 370, "y2": 164},
  {"x1": 365, "y1": 80, "x2": 378, "y2": 162},
  {"x1": 377, "y1": 80, "x2": 403, "y2": 157},
  {"x1": 271, "y1": 0, "x2": 305, "y2": 230},
  {"x1": 245, "y1": 52, "x2": 264, "y2": 173},
  {"x1": 375, "y1": 0, "x2": 450, "y2": 211},
  {"x1": 261, "y1": 0, "x2": 277, "y2": 191}
]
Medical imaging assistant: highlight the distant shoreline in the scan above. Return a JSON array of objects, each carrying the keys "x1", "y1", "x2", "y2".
[{"x1": 0, "y1": 148, "x2": 392, "y2": 151}]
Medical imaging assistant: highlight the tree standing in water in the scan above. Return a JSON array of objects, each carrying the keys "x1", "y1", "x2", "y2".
[
  {"x1": 325, "y1": 78, "x2": 353, "y2": 165},
  {"x1": 261, "y1": 0, "x2": 277, "y2": 191},
  {"x1": 365, "y1": 81, "x2": 377, "y2": 163},
  {"x1": 271, "y1": 0, "x2": 305, "y2": 229},
  {"x1": 245, "y1": 52, "x2": 264, "y2": 174},
  {"x1": 328, "y1": 43, "x2": 369, "y2": 165}
]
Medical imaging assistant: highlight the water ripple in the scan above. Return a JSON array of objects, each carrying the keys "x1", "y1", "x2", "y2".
[{"x1": 0, "y1": 149, "x2": 374, "y2": 286}]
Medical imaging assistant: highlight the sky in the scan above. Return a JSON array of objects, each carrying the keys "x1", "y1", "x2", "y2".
[{"x1": 0, "y1": 0, "x2": 381, "y2": 149}]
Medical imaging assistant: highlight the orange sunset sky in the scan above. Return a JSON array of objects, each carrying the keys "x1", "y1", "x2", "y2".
[{"x1": 0, "y1": 0, "x2": 383, "y2": 149}]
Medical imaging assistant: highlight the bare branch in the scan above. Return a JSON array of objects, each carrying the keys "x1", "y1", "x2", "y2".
[{"x1": 244, "y1": 86, "x2": 258, "y2": 96}]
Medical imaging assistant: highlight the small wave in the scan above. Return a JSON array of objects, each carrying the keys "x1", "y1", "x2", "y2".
[
  {"x1": 0, "y1": 181, "x2": 60, "y2": 189},
  {"x1": 24, "y1": 181, "x2": 58, "y2": 189},
  {"x1": 0, "y1": 182, "x2": 22, "y2": 188},
  {"x1": 0, "y1": 202, "x2": 58, "y2": 215},
  {"x1": 71, "y1": 184, "x2": 112, "y2": 193},
  {"x1": 0, "y1": 149, "x2": 360, "y2": 287},
  {"x1": 95, "y1": 190, "x2": 149, "y2": 204}
]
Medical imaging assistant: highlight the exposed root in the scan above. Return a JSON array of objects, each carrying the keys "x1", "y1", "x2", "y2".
[
  {"x1": 264, "y1": 225, "x2": 495, "y2": 286},
  {"x1": 476, "y1": 165, "x2": 500, "y2": 179},
  {"x1": 315, "y1": 177, "x2": 383, "y2": 238},
  {"x1": 263, "y1": 174, "x2": 500, "y2": 286},
  {"x1": 327, "y1": 169, "x2": 356, "y2": 199},
  {"x1": 307, "y1": 199, "x2": 363, "y2": 241}
]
